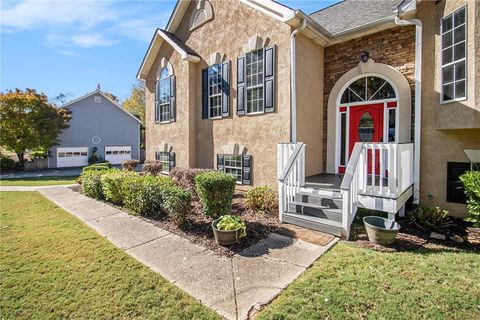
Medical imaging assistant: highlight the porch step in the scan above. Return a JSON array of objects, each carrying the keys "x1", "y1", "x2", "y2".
[
  {"x1": 299, "y1": 186, "x2": 343, "y2": 199},
  {"x1": 288, "y1": 201, "x2": 342, "y2": 222},
  {"x1": 283, "y1": 212, "x2": 342, "y2": 237},
  {"x1": 295, "y1": 191, "x2": 343, "y2": 209}
]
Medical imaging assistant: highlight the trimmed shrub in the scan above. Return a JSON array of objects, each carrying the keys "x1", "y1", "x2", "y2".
[
  {"x1": 245, "y1": 186, "x2": 278, "y2": 215},
  {"x1": 0, "y1": 156, "x2": 15, "y2": 171},
  {"x1": 91, "y1": 162, "x2": 112, "y2": 168},
  {"x1": 195, "y1": 171, "x2": 236, "y2": 219},
  {"x1": 142, "y1": 160, "x2": 163, "y2": 176},
  {"x1": 121, "y1": 175, "x2": 174, "y2": 215},
  {"x1": 163, "y1": 186, "x2": 192, "y2": 226},
  {"x1": 460, "y1": 170, "x2": 480, "y2": 227},
  {"x1": 83, "y1": 165, "x2": 111, "y2": 174},
  {"x1": 82, "y1": 168, "x2": 116, "y2": 199},
  {"x1": 101, "y1": 171, "x2": 136, "y2": 204},
  {"x1": 122, "y1": 159, "x2": 140, "y2": 171},
  {"x1": 170, "y1": 167, "x2": 213, "y2": 195},
  {"x1": 407, "y1": 206, "x2": 452, "y2": 231}
]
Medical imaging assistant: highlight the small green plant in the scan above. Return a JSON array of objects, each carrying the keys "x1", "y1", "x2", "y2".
[
  {"x1": 162, "y1": 186, "x2": 192, "y2": 226},
  {"x1": 407, "y1": 206, "x2": 452, "y2": 231},
  {"x1": 460, "y1": 170, "x2": 480, "y2": 227},
  {"x1": 245, "y1": 186, "x2": 278, "y2": 215},
  {"x1": 101, "y1": 171, "x2": 136, "y2": 204},
  {"x1": 0, "y1": 156, "x2": 15, "y2": 171},
  {"x1": 216, "y1": 215, "x2": 247, "y2": 238},
  {"x1": 82, "y1": 168, "x2": 116, "y2": 199},
  {"x1": 195, "y1": 171, "x2": 236, "y2": 219},
  {"x1": 90, "y1": 162, "x2": 112, "y2": 168},
  {"x1": 88, "y1": 154, "x2": 99, "y2": 165},
  {"x1": 121, "y1": 175, "x2": 174, "y2": 215}
]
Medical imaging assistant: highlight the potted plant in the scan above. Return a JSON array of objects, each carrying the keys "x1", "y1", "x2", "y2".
[
  {"x1": 212, "y1": 215, "x2": 247, "y2": 246},
  {"x1": 363, "y1": 216, "x2": 400, "y2": 245}
]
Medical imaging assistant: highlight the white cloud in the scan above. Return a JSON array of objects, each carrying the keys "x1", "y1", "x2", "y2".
[{"x1": 0, "y1": 0, "x2": 172, "y2": 49}]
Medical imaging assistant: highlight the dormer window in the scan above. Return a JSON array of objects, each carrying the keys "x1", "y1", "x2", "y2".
[{"x1": 155, "y1": 66, "x2": 176, "y2": 123}]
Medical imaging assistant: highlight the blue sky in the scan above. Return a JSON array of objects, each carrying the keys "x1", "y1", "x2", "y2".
[{"x1": 1, "y1": 0, "x2": 338, "y2": 102}]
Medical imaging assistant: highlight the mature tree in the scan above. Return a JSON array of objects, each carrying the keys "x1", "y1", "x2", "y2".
[
  {"x1": 123, "y1": 81, "x2": 146, "y2": 148},
  {"x1": 123, "y1": 80, "x2": 145, "y2": 123},
  {"x1": 0, "y1": 89, "x2": 71, "y2": 166},
  {"x1": 51, "y1": 92, "x2": 73, "y2": 106},
  {"x1": 104, "y1": 91, "x2": 120, "y2": 103}
]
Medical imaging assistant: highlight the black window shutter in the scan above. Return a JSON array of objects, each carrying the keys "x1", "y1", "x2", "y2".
[
  {"x1": 237, "y1": 56, "x2": 245, "y2": 115},
  {"x1": 217, "y1": 154, "x2": 224, "y2": 171},
  {"x1": 170, "y1": 75, "x2": 176, "y2": 122},
  {"x1": 264, "y1": 45, "x2": 276, "y2": 113},
  {"x1": 242, "y1": 155, "x2": 252, "y2": 185},
  {"x1": 155, "y1": 152, "x2": 159, "y2": 160},
  {"x1": 202, "y1": 68, "x2": 209, "y2": 119},
  {"x1": 221, "y1": 60, "x2": 230, "y2": 117},
  {"x1": 155, "y1": 81, "x2": 159, "y2": 123},
  {"x1": 169, "y1": 152, "x2": 176, "y2": 170},
  {"x1": 446, "y1": 162, "x2": 469, "y2": 203}
]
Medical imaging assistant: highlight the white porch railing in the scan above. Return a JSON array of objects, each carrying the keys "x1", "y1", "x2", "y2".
[
  {"x1": 277, "y1": 142, "x2": 306, "y2": 222},
  {"x1": 340, "y1": 142, "x2": 414, "y2": 237}
]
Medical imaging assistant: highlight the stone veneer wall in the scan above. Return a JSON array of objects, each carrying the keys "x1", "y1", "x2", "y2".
[{"x1": 322, "y1": 26, "x2": 416, "y2": 171}]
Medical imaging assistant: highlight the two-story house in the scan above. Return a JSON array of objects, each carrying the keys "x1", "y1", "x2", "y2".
[{"x1": 137, "y1": 0, "x2": 479, "y2": 237}]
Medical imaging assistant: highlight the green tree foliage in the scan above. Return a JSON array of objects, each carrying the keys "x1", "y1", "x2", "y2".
[
  {"x1": 0, "y1": 89, "x2": 71, "y2": 166},
  {"x1": 123, "y1": 81, "x2": 145, "y2": 123}
]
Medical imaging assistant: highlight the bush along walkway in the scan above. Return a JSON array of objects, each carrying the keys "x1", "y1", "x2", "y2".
[{"x1": 38, "y1": 186, "x2": 338, "y2": 320}]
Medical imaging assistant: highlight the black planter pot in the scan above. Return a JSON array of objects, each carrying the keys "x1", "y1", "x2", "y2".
[{"x1": 212, "y1": 219, "x2": 242, "y2": 246}]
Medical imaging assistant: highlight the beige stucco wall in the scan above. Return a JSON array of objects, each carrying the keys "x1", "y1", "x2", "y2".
[
  {"x1": 145, "y1": 0, "x2": 292, "y2": 189},
  {"x1": 295, "y1": 34, "x2": 324, "y2": 176},
  {"x1": 417, "y1": 0, "x2": 480, "y2": 216}
]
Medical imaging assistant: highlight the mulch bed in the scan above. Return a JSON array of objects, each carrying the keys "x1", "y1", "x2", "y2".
[
  {"x1": 144, "y1": 193, "x2": 286, "y2": 257},
  {"x1": 350, "y1": 217, "x2": 480, "y2": 253}
]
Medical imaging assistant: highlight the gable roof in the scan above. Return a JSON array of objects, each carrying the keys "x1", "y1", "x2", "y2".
[
  {"x1": 137, "y1": 28, "x2": 201, "y2": 80},
  {"x1": 309, "y1": 0, "x2": 408, "y2": 36},
  {"x1": 61, "y1": 89, "x2": 142, "y2": 124}
]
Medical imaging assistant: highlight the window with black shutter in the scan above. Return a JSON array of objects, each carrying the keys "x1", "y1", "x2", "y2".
[
  {"x1": 237, "y1": 45, "x2": 276, "y2": 115},
  {"x1": 446, "y1": 162, "x2": 469, "y2": 203},
  {"x1": 202, "y1": 61, "x2": 230, "y2": 119},
  {"x1": 155, "y1": 151, "x2": 175, "y2": 173},
  {"x1": 217, "y1": 154, "x2": 252, "y2": 185}
]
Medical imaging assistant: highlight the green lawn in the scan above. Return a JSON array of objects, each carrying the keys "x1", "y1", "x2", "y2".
[
  {"x1": 259, "y1": 242, "x2": 480, "y2": 320},
  {"x1": 0, "y1": 176, "x2": 78, "y2": 186},
  {"x1": 0, "y1": 192, "x2": 220, "y2": 319}
]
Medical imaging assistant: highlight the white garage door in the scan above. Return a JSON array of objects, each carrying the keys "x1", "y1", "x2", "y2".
[
  {"x1": 57, "y1": 147, "x2": 89, "y2": 168},
  {"x1": 105, "y1": 146, "x2": 132, "y2": 164}
]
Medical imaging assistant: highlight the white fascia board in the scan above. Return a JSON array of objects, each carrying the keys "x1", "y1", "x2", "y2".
[
  {"x1": 157, "y1": 29, "x2": 200, "y2": 63},
  {"x1": 166, "y1": 0, "x2": 190, "y2": 33},
  {"x1": 240, "y1": 0, "x2": 295, "y2": 22}
]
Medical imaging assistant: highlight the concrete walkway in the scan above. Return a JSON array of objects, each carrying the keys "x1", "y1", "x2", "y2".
[{"x1": 35, "y1": 186, "x2": 338, "y2": 320}]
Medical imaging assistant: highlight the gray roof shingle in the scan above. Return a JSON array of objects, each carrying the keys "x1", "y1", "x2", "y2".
[
  {"x1": 309, "y1": 0, "x2": 404, "y2": 36},
  {"x1": 158, "y1": 29, "x2": 200, "y2": 57}
]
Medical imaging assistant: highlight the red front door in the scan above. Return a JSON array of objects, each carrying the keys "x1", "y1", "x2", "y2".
[{"x1": 348, "y1": 103, "x2": 384, "y2": 174}]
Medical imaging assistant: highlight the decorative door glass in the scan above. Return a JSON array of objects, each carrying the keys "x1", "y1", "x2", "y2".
[{"x1": 358, "y1": 112, "x2": 374, "y2": 142}]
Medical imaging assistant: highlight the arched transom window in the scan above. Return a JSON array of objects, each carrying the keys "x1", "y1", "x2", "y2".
[{"x1": 341, "y1": 76, "x2": 396, "y2": 104}]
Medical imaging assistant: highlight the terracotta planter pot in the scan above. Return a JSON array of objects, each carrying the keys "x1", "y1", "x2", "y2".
[
  {"x1": 212, "y1": 219, "x2": 242, "y2": 246},
  {"x1": 363, "y1": 216, "x2": 400, "y2": 245}
]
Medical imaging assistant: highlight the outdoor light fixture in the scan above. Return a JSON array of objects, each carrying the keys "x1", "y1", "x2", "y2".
[{"x1": 361, "y1": 51, "x2": 369, "y2": 62}]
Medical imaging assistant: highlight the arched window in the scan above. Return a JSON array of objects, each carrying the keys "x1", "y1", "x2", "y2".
[
  {"x1": 155, "y1": 67, "x2": 175, "y2": 123},
  {"x1": 340, "y1": 76, "x2": 396, "y2": 104}
]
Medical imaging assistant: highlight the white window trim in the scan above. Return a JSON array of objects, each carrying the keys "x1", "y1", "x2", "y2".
[
  {"x1": 207, "y1": 64, "x2": 223, "y2": 120},
  {"x1": 156, "y1": 151, "x2": 171, "y2": 174},
  {"x1": 156, "y1": 68, "x2": 172, "y2": 124},
  {"x1": 245, "y1": 48, "x2": 265, "y2": 115},
  {"x1": 223, "y1": 154, "x2": 243, "y2": 185},
  {"x1": 440, "y1": 5, "x2": 468, "y2": 104}
]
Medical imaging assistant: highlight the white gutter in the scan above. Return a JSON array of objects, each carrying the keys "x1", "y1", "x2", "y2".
[
  {"x1": 394, "y1": 14, "x2": 422, "y2": 204},
  {"x1": 290, "y1": 19, "x2": 307, "y2": 143}
]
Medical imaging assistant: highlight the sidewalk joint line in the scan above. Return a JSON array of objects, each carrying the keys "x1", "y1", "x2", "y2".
[
  {"x1": 230, "y1": 257, "x2": 239, "y2": 320},
  {"x1": 84, "y1": 211, "x2": 121, "y2": 222},
  {"x1": 124, "y1": 233, "x2": 170, "y2": 251}
]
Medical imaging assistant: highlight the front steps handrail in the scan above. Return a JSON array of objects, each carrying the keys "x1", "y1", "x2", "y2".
[{"x1": 277, "y1": 142, "x2": 306, "y2": 222}]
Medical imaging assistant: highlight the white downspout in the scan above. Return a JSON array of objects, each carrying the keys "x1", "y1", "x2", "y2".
[
  {"x1": 394, "y1": 15, "x2": 422, "y2": 204},
  {"x1": 290, "y1": 19, "x2": 307, "y2": 143}
]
